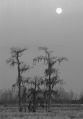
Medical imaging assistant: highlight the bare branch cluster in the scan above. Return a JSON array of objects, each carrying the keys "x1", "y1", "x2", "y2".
[{"x1": 7, "y1": 46, "x2": 68, "y2": 112}]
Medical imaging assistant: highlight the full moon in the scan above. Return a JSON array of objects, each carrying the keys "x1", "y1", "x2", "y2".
[{"x1": 56, "y1": 8, "x2": 63, "y2": 14}]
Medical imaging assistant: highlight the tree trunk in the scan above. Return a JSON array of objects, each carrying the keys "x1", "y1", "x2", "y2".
[
  {"x1": 33, "y1": 79, "x2": 36, "y2": 112},
  {"x1": 18, "y1": 81, "x2": 22, "y2": 112},
  {"x1": 48, "y1": 77, "x2": 51, "y2": 111},
  {"x1": 17, "y1": 57, "x2": 22, "y2": 112},
  {"x1": 48, "y1": 64, "x2": 51, "y2": 112}
]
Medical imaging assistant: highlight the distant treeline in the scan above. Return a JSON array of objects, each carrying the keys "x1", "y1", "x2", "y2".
[{"x1": 0, "y1": 89, "x2": 82, "y2": 105}]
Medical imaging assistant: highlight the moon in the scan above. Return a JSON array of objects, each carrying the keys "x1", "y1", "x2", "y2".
[{"x1": 56, "y1": 8, "x2": 63, "y2": 14}]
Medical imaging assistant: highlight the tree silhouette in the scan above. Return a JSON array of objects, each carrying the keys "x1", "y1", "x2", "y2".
[
  {"x1": 33, "y1": 47, "x2": 68, "y2": 111},
  {"x1": 6, "y1": 47, "x2": 30, "y2": 111},
  {"x1": 23, "y1": 76, "x2": 44, "y2": 112}
]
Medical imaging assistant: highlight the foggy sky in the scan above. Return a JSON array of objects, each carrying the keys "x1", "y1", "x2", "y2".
[{"x1": 0, "y1": 0, "x2": 83, "y2": 94}]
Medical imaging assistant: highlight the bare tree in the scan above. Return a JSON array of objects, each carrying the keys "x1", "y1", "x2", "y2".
[
  {"x1": 33, "y1": 47, "x2": 68, "y2": 111},
  {"x1": 23, "y1": 76, "x2": 44, "y2": 112},
  {"x1": 6, "y1": 47, "x2": 30, "y2": 111}
]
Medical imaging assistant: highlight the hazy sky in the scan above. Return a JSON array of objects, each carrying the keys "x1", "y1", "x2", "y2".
[{"x1": 0, "y1": 0, "x2": 83, "y2": 94}]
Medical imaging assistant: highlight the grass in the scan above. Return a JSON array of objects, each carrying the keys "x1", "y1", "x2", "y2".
[
  {"x1": 0, "y1": 111, "x2": 83, "y2": 119},
  {"x1": 0, "y1": 105, "x2": 83, "y2": 119}
]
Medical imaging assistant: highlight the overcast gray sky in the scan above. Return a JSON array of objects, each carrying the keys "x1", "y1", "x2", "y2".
[{"x1": 0, "y1": 0, "x2": 83, "y2": 94}]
